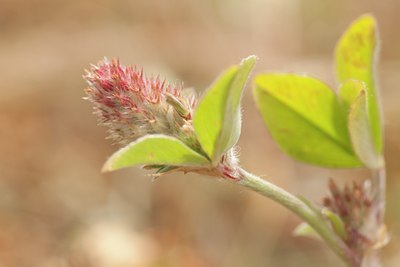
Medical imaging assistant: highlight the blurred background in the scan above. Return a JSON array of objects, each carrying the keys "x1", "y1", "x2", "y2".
[{"x1": 1, "y1": 0, "x2": 400, "y2": 266}]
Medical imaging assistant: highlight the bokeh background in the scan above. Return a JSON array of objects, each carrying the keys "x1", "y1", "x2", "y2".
[{"x1": 1, "y1": 0, "x2": 400, "y2": 266}]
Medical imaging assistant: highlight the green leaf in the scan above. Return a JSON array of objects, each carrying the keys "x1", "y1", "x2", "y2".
[
  {"x1": 338, "y1": 80, "x2": 379, "y2": 168},
  {"x1": 293, "y1": 222, "x2": 321, "y2": 240},
  {"x1": 348, "y1": 90, "x2": 383, "y2": 169},
  {"x1": 253, "y1": 74, "x2": 362, "y2": 168},
  {"x1": 193, "y1": 55, "x2": 257, "y2": 164},
  {"x1": 102, "y1": 135, "x2": 210, "y2": 172},
  {"x1": 193, "y1": 66, "x2": 237, "y2": 163},
  {"x1": 338, "y1": 79, "x2": 365, "y2": 113},
  {"x1": 335, "y1": 14, "x2": 382, "y2": 154}
]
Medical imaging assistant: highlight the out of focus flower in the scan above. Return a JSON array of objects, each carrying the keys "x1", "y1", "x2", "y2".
[
  {"x1": 323, "y1": 179, "x2": 373, "y2": 254},
  {"x1": 84, "y1": 58, "x2": 197, "y2": 146}
]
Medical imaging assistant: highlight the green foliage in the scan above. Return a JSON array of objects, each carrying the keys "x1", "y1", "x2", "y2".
[
  {"x1": 193, "y1": 55, "x2": 257, "y2": 165},
  {"x1": 335, "y1": 14, "x2": 382, "y2": 154},
  {"x1": 102, "y1": 135, "x2": 210, "y2": 172},
  {"x1": 253, "y1": 14, "x2": 383, "y2": 170},
  {"x1": 253, "y1": 74, "x2": 361, "y2": 168},
  {"x1": 102, "y1": 15, "x2": 383, "y2": 173}
]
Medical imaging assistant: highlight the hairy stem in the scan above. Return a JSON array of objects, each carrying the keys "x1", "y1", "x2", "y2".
[{"x1": 235, "y1": 168, "x2": 360, "y2": 267}]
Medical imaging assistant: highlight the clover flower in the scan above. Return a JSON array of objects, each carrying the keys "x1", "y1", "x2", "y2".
[{"x1": 84, "y1": 58, "x2": 197, "y2": 146}]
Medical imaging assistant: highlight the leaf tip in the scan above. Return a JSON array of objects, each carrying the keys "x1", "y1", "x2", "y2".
[
  {"x1": 241, "y1": 55, "x2": 258, "y2": 65},
  {"x1": 101, "y1": 149, "x2": 127, "y2": 172},
  {"x1": 101, "y1": 158, "x2": 115, "y2": 173},
  {"x1": 292, "y1": 222, "x2": 321, "y2": 240},
  {"x1": 357, "y1": 13, "x2": 377, "y2": 25}
]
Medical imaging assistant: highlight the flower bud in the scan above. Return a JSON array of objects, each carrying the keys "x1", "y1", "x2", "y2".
[{"x1": 322, "y1": 179, "x2": 373, "y2": 254}]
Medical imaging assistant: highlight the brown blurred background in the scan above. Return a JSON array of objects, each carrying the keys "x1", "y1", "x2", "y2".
[{"x1": 1, "y1": 0, "x2": 400, "y2": 266}]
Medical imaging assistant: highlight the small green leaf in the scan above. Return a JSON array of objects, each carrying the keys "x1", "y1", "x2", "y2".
[
  {"x1": 335, "y1": 14, "x2": 382, "y2": 154},
  {"x1": 194, "y1": 55, "x2": 257, "y2": 164},
  {"x1": 293, "y1": 222, "x2": 321, "y2": 240},
  {"x1": 322, "y1": 208, "x2": 346, "y2": 240},
  {"x1": 102, "y1": 135, "x2": 210, "y2": 172},
  {"x1": 348, "y1": 90, "x2": 383, "y2": 169},
  {"x1": 253, "y1": 74, "x2": 362, "y2": 168},
  {"x1": 193, "y1": 66, "x2": 237, "y2": 163}
]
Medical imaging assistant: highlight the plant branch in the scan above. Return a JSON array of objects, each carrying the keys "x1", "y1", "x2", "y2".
[{"x1": 235, "y1": 168, "x2": 360, "y2": 267}]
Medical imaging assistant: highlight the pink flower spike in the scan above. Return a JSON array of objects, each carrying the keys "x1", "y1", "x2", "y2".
[{"x1": 84, "y1": 58, "x2": 197, "y2": 145}]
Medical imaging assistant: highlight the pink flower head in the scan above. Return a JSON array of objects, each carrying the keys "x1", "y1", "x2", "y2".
[{"x1": 84, "y1": 58, "x2": 197, "y2": 145}]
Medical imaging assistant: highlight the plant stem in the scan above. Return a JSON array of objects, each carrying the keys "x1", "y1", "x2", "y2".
[
  {"x1": 236, "y1": 168, "x2": 360, "y2": 267},
  {"x1": 362, "y1": 251, "x2": 382, "y2": 267},
  {"x1": 373, "y1": 164, "x2": 386, "y2": 229},
  {"x1": 361, "y1": 164, "x2": 387, "y2": 267}
]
